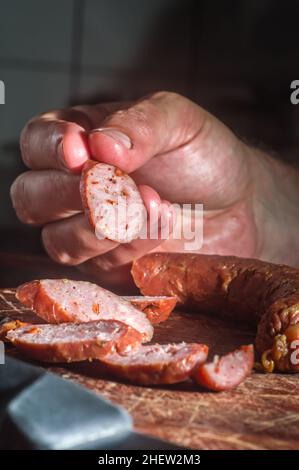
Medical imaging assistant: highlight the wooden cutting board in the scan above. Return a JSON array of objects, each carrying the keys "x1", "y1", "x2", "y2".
[{"x1": 1, "y1": 287, "x2": 299, "y2": 450}]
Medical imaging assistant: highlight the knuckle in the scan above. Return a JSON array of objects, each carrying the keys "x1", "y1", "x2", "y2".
[
  {"x1": 19, "y1": 121, "x2": 32, "y2": 167},
  {"x1": 109, "y1": 101, "x2": 150, "y2": 125},
  {"x1": 148, "y1": 90, "x2": 182, "y2": 102},
  {"x1": 10, "y1": 173, "x2": 34, "y2": 224},
  {"x1": 20, "y1": 113, "x2": 63, "y2": 168},
  {"x1": 109, "y1": 91, "x2": 184, "y2": 140},
  {"x1": 129, "y1": 101, "x2": 160, "y2": 141},
  {"x1": 70, "y1": 105, "x2": 95, "y2": 129},
  {"x1": 20, "y1": 117, "x2": 41, "y2": 168},
  {"x1": 19, "y1": 114, "x2": 42, "y2": 164},
  {"x1": 42, "y1": 226, "x2": 74, "y2": 265},
  {"x1": 90, "y1": 256, "x2": 115, "y2": 273}
]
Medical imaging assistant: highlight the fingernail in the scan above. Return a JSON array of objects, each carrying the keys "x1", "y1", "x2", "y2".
[{"x1": 91, "y1": 128, "x2": 132, "y2": 149}]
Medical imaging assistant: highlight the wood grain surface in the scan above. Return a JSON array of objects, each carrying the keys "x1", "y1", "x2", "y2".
[{"x1": 1, "y1": 287, "x2": 299, "y2": 450}]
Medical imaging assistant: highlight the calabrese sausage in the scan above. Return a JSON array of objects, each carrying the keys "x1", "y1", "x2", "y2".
[
  {"x1": 99, "y1": 342, "x2": 209, "y2": 385},
  {"x1": 122, "y1": 295, "x2": 177, "y2": 324},
  {"x1": 6, "y1": 320, "x2": 142, "y2": 363},
  {"x1": 193, "y1": 345, "x2": 254, "y2": 391},
  {"x1": 2, "y1": 291, "x2": 175, "y2": 337},
  {"x1": 16, "y1": 279, "x2": 153, "y2": 342},
  {"x1": 131, "y1": 253, "x2": 299, "y2": 372},
  {"x1": 80, "y1": 161, "x2": 146, "y2": 243},
  {"x1": 0, "y1": 319, "x2": 30, "y2": 342}
]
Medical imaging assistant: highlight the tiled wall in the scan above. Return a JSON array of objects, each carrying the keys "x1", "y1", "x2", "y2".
[
  {"x1": 0, "y1": 0, "x2": 298, "y2": 248},
  {"x1": 0, "y1": 0, "x2": 74, "y2": 235}
]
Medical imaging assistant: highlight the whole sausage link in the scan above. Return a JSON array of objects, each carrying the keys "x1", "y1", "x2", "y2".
[{"x1": 131, "y1": 253, "x2": 299, "y2": 372}]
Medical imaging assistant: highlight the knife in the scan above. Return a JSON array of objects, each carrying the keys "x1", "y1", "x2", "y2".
[{"x1": 0, "y1": 357, "x2": 183, "y2": 450}]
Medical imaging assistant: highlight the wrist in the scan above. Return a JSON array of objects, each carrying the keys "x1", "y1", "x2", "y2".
[{"x1": 248, "y1": 146, "x2": 299, "y2": 266}]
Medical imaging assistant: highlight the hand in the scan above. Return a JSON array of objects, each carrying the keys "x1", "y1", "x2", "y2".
[{"x1": 10, "y1": 92, "x2": 299, "y2": 290}]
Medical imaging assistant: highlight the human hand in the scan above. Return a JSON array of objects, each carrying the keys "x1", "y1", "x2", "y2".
[{"x1": 10, "y1": 92, "x2": 299, "y2": 289}]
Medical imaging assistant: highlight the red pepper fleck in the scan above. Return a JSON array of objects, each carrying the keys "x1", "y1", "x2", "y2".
[
  {"x1": 115, "y1": 168, "x2": 124, "y2": 177},
  {"x1": 92, "y1": 303, "x2": 100, "y2": 314},
  {"x1": 27, "y1": 327, "x2": 41, "y2": 335}
]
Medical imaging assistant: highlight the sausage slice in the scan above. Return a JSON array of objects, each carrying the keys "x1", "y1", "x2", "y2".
[
  {"x1": 100, "y1": 342, "x2": 209, "y2": 385},
  {"x1": 16, "y1": 279, "x2": 153, "y2": 342},
  {"x1": 193, "y1": 345, "x2": 254, "y2": 391},
  {"x1": 0, "y1": 319, "x2": 30, "y2": 342},
  {"x1": 6, "y1": 320, "x2": 142, "y2": 363},
  {"x1": 123, "y1": 295, "x2": 177, "y2": 324},
  {"x1": 80, "y1": 161, "x2": 146, "y2": 243}
]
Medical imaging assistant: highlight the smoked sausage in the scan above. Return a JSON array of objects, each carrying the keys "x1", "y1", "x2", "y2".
[
  {"x1": 193, "y1": 345, "x2": 254, "y2": 391},
  {"x1": 80, "y1": 161, "x2": 146, "y2": 243},
  {"x1": 6, "y1": 320, "x2": 142, "y2": 363},
  {"x1": 0, "y1": 319, "x2": 30, "y2": 342},
  {"x1": 123, "y1": 295, "x2": 177, "y2": 324},
  {"x1": 132, "y1": 253, "x2": 299, "y2": 372},
  {"x1": 100, "y1": 342, "x2": 209, "y2": 385},
  {"x1": 16, "y1": 279, "x2": 153, "y2": 342}
]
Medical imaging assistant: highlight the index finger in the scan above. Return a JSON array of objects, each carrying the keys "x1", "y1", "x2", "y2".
[{"x1": 20, "y1": 105, "x2": 114, "y2": 172}]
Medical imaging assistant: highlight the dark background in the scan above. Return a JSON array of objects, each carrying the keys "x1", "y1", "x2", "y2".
[{"x1": 0, "y1": 0, "x2": 299, "y2": 256}]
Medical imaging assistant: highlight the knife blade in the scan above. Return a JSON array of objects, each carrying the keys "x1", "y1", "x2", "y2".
[{"x1": 0, "y1": 357, "x2": 183, "y2": 450}]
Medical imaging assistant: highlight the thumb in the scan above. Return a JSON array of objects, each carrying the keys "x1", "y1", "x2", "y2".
[{"x1": 88, "y1": 91, "x2": 206, "y2": 173}]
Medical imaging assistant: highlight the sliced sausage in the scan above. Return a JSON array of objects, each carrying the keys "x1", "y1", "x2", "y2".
[
  {"x1": 0, "y1": 319, "x2": 30, "y2": 342},
  {"x1": 132, "y1": 253, "x2": 299, "y2": 372},
  {"x1": 193, "y1": 345, "x2": 254, "y2": 392},
  {"x1": 123, "y1": 295, "x2": 177, "y2": 324},
  {"x1": 80, "y1": 161, "x2": 146, "y2": 243},
  {"x1": 99, "y1": 342, "x2": 209, "y2": 385},
  {"x1": 6, "y1": 320, "x2": 142, "y2": 363},
  {"x1": 16, "y1": 279, "x2": 153, "y2": 342}
]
